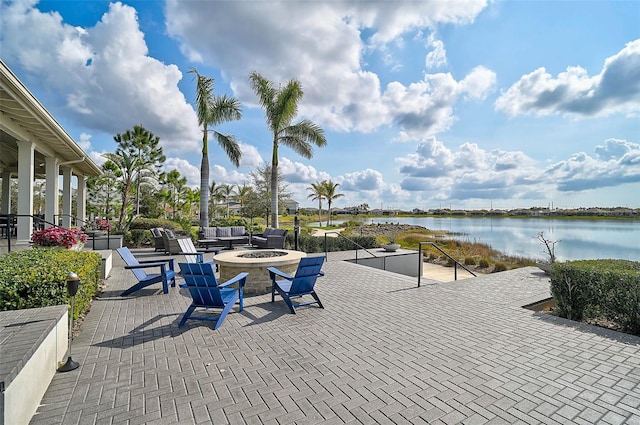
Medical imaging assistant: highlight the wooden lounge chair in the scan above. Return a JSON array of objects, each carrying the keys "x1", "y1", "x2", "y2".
[
  {"x1": 178, "y1": 262, "x2": 248, "y2": 330},
  {"x1": 177, "y1": 238, "x2": 220, "y2": 272},
  {"x1": 268, "y1": 256, "x2": 325, "y2": 314},
  {"x1": 177, "y1": 238, "x2": 220, "y2": 263},
  {"x1": 116, "y1": 247, "x2": 177, "y2": 296}
]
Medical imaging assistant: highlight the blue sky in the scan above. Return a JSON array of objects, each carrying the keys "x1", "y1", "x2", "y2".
[{"x1": 1, "y1": 0, "x2": 639, "y2": 210}]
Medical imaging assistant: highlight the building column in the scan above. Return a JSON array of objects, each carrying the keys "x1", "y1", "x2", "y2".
[
  {"x1": 16, "y1": 140, "x2": 34, "y2": 242},
  {"x1": 61, "y1": 166, "x2": 72, "y2": 228},
  {"x1": 45, "y1": 156, "x2": 59, "y2": 228},
  {"x1": 76, "y1": 174, "x2": 87, "y2": 225},
  {"x1": 1, "y1": 170, "x2": 11, "y2": 215}
]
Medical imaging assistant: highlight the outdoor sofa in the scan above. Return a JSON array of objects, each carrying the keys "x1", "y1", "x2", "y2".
[
  {"x1": 251, "y1": 227, "x2": 288, "y2": 249},
  {"x1": 198, "y1": 226, "x2": 250, "y2": 248}
]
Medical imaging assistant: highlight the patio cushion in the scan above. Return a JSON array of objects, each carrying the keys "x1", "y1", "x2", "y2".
[
  {"x1": 230, "y1": 226, "x2": 246, "y2": 236},
  {"x1": 202, "y1": 227, "x2": 217, "y2": 239},
  {"x1": 216, "y1": 227, "x2": 232, "y2": 237}
]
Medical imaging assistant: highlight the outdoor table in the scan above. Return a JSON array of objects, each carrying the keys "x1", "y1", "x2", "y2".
[
  {"x1": 197, "y1": 239, "x2": 223, "y2": 249},
  {"x1": 216, "y1": 236, "x2": 249, "y2": 250}
]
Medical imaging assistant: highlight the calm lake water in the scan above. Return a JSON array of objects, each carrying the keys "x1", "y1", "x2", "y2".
[{"x1": 333, "y1": 216, "x2": 640, "y2": 262}]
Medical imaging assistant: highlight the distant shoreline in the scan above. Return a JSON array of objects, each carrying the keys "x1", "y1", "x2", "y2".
[
  {"x1": 338, "y1": 213, "x2": 640, "y2": 222},
  {"x1": 390, "y1": 214, "x2": 640, "y2": 221}
]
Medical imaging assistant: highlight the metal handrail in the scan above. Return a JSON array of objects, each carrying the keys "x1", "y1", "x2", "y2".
[
  {"x1": 53, "y1": 214, "x2": 91, "y2": 228},
  {"x1": 3, "y1": 214, "x2": 58, "y2": 253},
  {"x1": 418, "y1": 241, "x2": 476, "y2": 287},
  {"x1": 323, "y1": 231, "x2": 379, "y2": 262},
  {"x1": 3, "y1": 213, "x2": 112, "y2": 252},
  {"x1": 55, "y1": 214, "x2": 112, "y2": 249}
]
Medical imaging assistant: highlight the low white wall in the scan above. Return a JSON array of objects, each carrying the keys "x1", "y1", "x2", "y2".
[
  {"x1": 3, "y1": 311, "x2": 67, "y2": 425},
  {"x1": 350, "y1": 252, "x2": 422, "y2": 277},
  {"x1": 90, "y1": 235, "x2": 123, "y2": 250},
  {"x1": 97, "y1": 250, "x2": 113, "y2": 279}
]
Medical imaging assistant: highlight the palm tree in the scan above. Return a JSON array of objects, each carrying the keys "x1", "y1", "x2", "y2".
[
  {"x1": 219, "y1": 184, "x2": 234, "y2": 218},
  {"x1": 234, "y1": 184, "x2": 252, "y2": 219},
  {"x1": 249, "y1": 71, "x2": 327, "y2": 228},
  {"x1": 190, "y1": 68, "x2": 242, "y2": 228},
  {"x1": 322, "y1": 180, "x2": 343, "y2": 226},
  {"x1": 208, "y1": 181, "x2": 225, "y2": 219},
  {"x1": 307, "y1": 181, "x2": 326, "y2": 227}
]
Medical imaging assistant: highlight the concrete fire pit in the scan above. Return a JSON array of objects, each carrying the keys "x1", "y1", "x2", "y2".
[{"x1": 213, "y1": 249, "x2": 306, "y2": 295}]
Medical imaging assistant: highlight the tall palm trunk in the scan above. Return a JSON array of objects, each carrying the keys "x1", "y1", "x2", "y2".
[
  {"x1": 200, "y1": 153, "x2": 209, "y2": 227},
  {"x1": 270, "y1": 143, "x2": 279, "y2": 228}
]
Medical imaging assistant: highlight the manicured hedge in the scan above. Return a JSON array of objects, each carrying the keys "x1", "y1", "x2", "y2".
[
  {"x1": 129, "y1": 217, "x2": 183, "y2": 232},
  {"x1": 0, "y1": 248, "x2": 102, "y2": 320},
  {"x1": 550, "y1": 259, "x2": 640, "y2": 334},
  {"x1": 287, "y1": 232, "x2": 378, "y2": 253}
]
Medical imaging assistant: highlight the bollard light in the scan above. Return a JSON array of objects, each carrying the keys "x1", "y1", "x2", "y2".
[
  {"x1": 58, "y1": 272, "x2": 80, "y2": 372},
  {"x1": 294, "y1": 214, "x2": 300, "y2": 251}
]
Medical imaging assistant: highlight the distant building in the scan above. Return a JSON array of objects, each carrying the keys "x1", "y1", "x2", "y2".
[{"x1": 284, "y1": 199, "x2": 299, "y2": 215}]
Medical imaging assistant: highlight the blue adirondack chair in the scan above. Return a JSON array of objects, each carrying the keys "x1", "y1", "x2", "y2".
[
  {"x1": 116, "y1": 247, "x2": 177, "y2": 296},
  {"x1": 178, "y1": 262, "x2": 248, "y2": 330},
  {"x1": 268, "y1": 256, "x2": 325, "y2": 314}
]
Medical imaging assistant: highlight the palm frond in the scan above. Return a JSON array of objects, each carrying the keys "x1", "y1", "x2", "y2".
[
  {"x1": 274, "y1": 79, "x2": 303, "y2": 130},
  {"x1": 209, "y1": 95, "x2": 242, "y2": 126},
  {"x1": 213, "y1": 131, "x2": 242, "y2": 167},
  {"x1": 189, "y1": 68, "x2": 214, "y2": 126},
  {"x1": 279, "y1": 120, "x2": 327, "y2": 158},
  {"x1": 249, "y1": 71, "x2": 276, "y2": 116}
]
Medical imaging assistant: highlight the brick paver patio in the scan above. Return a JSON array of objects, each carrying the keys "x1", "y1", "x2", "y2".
[{"x1": 30, "y1": 249, "x2": 640, "y2": 424}]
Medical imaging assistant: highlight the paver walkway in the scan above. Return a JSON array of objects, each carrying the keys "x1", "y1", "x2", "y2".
[{"x1": 31, "y1": 249, "x2": 640, "y2": 424}]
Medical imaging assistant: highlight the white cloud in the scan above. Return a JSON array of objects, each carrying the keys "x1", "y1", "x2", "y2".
[
  {"x1": 425, "y1": 34, "x2": 447, "y2": 69},
  {"x1": 396, "y1": 137, "x2": 640, "y2": 202},
  {"x1": 210, "y1": 165, "x2": 248, "y2": 186},
  {"x1": 459, "y1": 66, "x2": 496, "y2": 100},
  {"x1": 547, "y1": 139, "x2": 640, "y2": 192},
  {"x1": 0, "y1": 1, "x2": 201, "y2": 154},
  {"x1": 88, "y1": 150, "x2": 107, "y2": 167},
  {"x1": 77, "y1": 133, "x2": 92, "y2": 151},
  {"x1": 495, "y1": 39, "x2": 640, "y2": 118},
  {"x1": 238, "y1": 143, "x2": 264, "y2": 169},
  {"x1": 339, "y1": 169, "x2": 385, "y2": 191},
  {"x1": 279, "y1": 158, "x2": 330, "y2": 183},
  {"x1": 163, "y1": 158, "x2": 200, "y2": 188},
  {"x1": 164, "y1": 0, "x2": 491, "y2": 138}
]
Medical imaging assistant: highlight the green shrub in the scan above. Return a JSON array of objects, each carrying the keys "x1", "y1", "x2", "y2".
[
  {"x1": 289, "y1": 232, "x2": 378, "y2": 253},
  {"x1": 127, "y1": 229, "x2": 152, "y2": 247},
  {"x1": 493, "y1": 262, "x2": 508, "y2": 272},
  {"x1": 464, "y1": 256, "x2": 476, "y2": 266},
  {"x1": 0, "y1": 248, "x2": 102, "y2": 320},
  {"x1": 212, "y1": 218, "x2": 248, "y2": 227},
  {"x1": 550, "y1": 262, "x2": 597, "y2": 321},
  {"x1": 551, "y1": 260, "x2": 640, "y2": 333},
  {"x1": 130, "y1": 218, "x2": 182, "y2": 232},
  {"x1": 478, "y1": 258, "x2": 490, "y2": 268}
]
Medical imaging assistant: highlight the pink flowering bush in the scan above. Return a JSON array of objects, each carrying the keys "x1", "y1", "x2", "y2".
[{"x1": 32, "y1": 227, "x2": 88, "y2": 248}]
